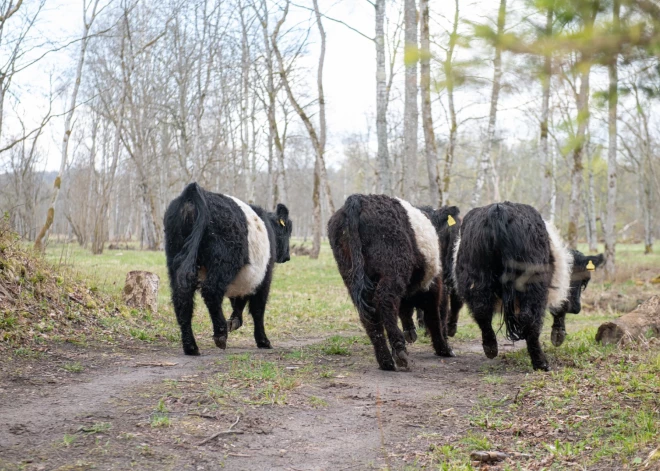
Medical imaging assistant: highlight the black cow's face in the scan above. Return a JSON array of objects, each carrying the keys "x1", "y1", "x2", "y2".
[
  {"x1": 565, "y1": 251, "x2": 604, "y2": 314},
  {"x1": 272, "y1": 203, "x2": 292, "y2": 263}
]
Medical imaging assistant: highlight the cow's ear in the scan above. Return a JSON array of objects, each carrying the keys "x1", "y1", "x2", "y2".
[
  {"x1": 276, "y1": 204, "x2": 289, "y2": 221},
  {"x1": 590, "y1": 253, "x2": 605, "y2": 268}
]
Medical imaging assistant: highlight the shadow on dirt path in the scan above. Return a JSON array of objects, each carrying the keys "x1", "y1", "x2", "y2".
[{"x1": 0, "y1": 335, "x2": 528, "y2": 471}]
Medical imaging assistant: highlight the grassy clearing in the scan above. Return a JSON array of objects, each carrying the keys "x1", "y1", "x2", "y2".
[
  {"x1": 29, "y1": 238, "x2": 660, "y2": 468},
  {"x1": 42, "y1": 241, "x2": 360, "y2": 348}
]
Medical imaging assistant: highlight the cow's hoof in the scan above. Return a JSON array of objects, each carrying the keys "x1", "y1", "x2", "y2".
[
  {"x1": 437, "y1": 347, "x2": 455, "y2": 358},
  {"x1": 213, "y1": 336, "x2": 227, "y2": 350},
  {"x1": 257, "y1": 340, "x2": 272, "y2": 349},
  {"x1": 379, "y1": 358, "x2": 396, "y2": 371},
  {"x1": 404, "y1": 328, "x2": 417, "y2": 344},
  {"x1": 533, "y1": 362, "x2": 550, "y2": 372},
  {"x1": 447, "y1": 323, "x2": 458, "y2": 337},
  {"x1": 392, "y1": 349, "x2": 409, "y2": 369},
  {"x1": 483, "y1": 343, "x2": 498, "y2": 359},
  {"x1": 184, "y1": 345, "x2": 200, "y2": 356},
  {"x1": 228, "y1": 317, "x2": 242, "y2": 332},
  {"x1": 551, "y1": 327, "x2": 566, "y2": 347}
]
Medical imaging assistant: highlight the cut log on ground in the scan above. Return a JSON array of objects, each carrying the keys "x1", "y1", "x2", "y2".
[
  {"x1": 595, "y1": 295, "x2": 660, "y2": 345},
  {"x1": 123, "y1": 271, "x2": 159, "y2": 313}
]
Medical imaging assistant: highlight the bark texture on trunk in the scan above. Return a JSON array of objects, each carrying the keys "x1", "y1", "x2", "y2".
[
  {"x1": 540, "y1": 6, "x2": 553, "y2": 221},
  {"x1": 604, "y1": 0, "x2": 620, "y2": 276},
  {"x1": 403, "y1": 0, "x2": 418, "y2": 202},
  {"x1": 596, "y1": 295, "x2": 660, "y2": 346},
  {"x1": 441, "y1": 0, "x2": 460, "y2": 206},
  {"x1": 472, "y1": 0, "x2": 506, "y2": 208},
  {"x1": 123, "y1": 271, "x2": 160, "y2": 313},
  {"x1": 375, "y1": 0, "x2": 392, "y2": 196},
  {"x1": 420, "y1": 0, "x2": 439, "y2": 206}
]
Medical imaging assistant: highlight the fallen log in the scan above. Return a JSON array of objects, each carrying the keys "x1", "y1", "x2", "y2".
[{"x1": 595, "y1": 295, "x2": 660, "y2": 346}]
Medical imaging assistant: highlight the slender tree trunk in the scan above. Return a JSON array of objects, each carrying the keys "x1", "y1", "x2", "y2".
[
  {"x1": 313, "y1": 0, "x2": 335, "y2": 214},
  {"x1": 441, "y1": 0, "x2": 460, "y2": 206},
  {"x1": 272, "y1": 0, "x2": 332, "y2": 258},
  {"x1": 604, "y1": 0, "x2": 620, "y2": 277},
  {"x1": 34, "y1": 0, "x2": 99, "y2": 252},
  {"x1": 420, "y1": 0, "x2": 439, "y2": 206},
  {"x1": 311, "y1": 157, "x2": 321, "y2": 258},
  {"x1": 568, "y1": 61, "x2": 592, "y2": 249},
  {"x1": 540, "y1": 5, "x2": 553, "y2": 220},
  {"x1": 403, "y1": 0, "x2": 418, "y2": 202},
  {"x1": 567, "y1": 7, "x2": 597, "y2": 249},
  {"x1": 375, "y1": 0, "x2": 392, "y2": 195},
  {"x1": 586, "y1": 143, "x2": 598, "y2": 252},
  {"x1": 472, "y1": 0, "x2": 506, "y2": 208}
]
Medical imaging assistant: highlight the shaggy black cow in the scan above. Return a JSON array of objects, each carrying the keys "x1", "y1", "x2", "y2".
[
  {"x1": 453, "y1": 202, "x2": 603, "y2": 370},
  {"x1": 328, "y1": 194, "x2": 455, "y2": 371},
  {"x1": 549, "y1": 250, "x2": 604, "y2": 347},
  {"x1": 164, "y1": 183, "x2": 292, "y2": 355},
  {"x1": 414, "y1": 205, "x2": 464, "y2": 337}
]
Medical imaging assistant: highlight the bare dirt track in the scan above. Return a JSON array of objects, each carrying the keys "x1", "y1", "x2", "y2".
[{"x1": 0, "y1": 335, "x2": 529, "y2": 471}]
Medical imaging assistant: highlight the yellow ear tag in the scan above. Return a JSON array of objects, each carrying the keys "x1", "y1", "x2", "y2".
[
  {"x1": 279, "y1": 219, "x2": 285, "y2": 227},
  {"x1": 447, "y1": 215, "x2": 456, "y2": 227},
  {"x1": 586, "y1": 260, "x2": 595, "y2": 271}
]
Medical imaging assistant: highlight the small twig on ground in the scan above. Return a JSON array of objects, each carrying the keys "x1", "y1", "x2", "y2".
[
  {"x1": 196, "y1": 416, "x2": 242, "y2": 446},
  {"x1": 134, "y1": 362, "x2": 178, "y2": 367}
]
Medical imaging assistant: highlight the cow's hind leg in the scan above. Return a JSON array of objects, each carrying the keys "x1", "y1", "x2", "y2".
[
  {"x1": 520, "y1": 295, "x2": 549, "y2": 371},
  {"x1": 201, "y1": 266, "x2": 234, "y2": 350},
  {"x1": 550, "y1": 308, "x2": 567, "y2": 347},
  {"x1": 172, "y1": 283, "x2": 199, "y2": 355},
  {"x1": 399, "y1": 300, "x2": 417, "y2": 344},
  {"x1": 468, "y1": 294, "x2": 498, "y2": 359},
  {"x1": 447, "y1": 289, "x2": 463, "y2": 337},
  {"x1": 228, "y1": 297, "x2": 248, "y2": 332},
  {"x1": 374, "y1": 279, "x2": 409, "y2": 369},
  {"x1": 419, "y1": 284, "x2": 455, "y2": 357},
  {"x1": 248, "y1": 275, "x2": 273, "y2": 349}
]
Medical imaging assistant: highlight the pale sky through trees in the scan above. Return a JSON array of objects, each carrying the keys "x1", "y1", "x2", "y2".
[{"x1": 15, "y1": 0, "x2": 544, "y2": 172}]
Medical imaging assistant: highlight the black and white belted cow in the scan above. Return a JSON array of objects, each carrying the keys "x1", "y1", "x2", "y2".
[
  {"x1": 328, "y1": 194, "x2": 455, "y2": 371},
  {"x1": 164, "y1": 183, "x2": 292, "y2": 355},
  {"x1": 453, "y1": 202, "x2": 603, "y2": 370}
]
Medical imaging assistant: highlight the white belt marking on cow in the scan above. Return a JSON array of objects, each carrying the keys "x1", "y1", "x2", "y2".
[
  {"x1": 545, "y1": 220, "x2": 573, "y2": 308},
  {"x1": 225, "y1": 196, "x2": 270, "y2": 298},
  {"x1": 396, "y1": 198, "x2": 441, "y2": 291}
]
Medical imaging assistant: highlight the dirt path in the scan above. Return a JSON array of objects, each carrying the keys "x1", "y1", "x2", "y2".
[{"x1": 0, "y1": 336, "x2": 527, "y2": 471}]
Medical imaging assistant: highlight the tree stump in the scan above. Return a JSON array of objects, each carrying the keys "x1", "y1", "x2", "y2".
[
  {"x1": 123, "y1": 271, "x2": 159, "y2": 313},
  {"x1": 595, "y1": 295, "x2": 660, "y2": 345}
]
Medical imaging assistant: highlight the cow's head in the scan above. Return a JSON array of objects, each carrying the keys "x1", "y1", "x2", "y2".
[
  {"x1": 565, "y1": 250, "x2": 604, "y2": 314},
  {"x1": 271, "y1": 203, "x2": 292, "y2": 263}
]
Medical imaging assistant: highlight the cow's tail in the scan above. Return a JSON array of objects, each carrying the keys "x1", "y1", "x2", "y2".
[
  {"x1": 487, "y1": 203, "x2": 524, "y2": 341},
  {"x1": 173, "y1": 182, "x2": 209, "y2": 288},
  {"x1": 344, "y1": 195, "x2": 376, "y2": 317}
]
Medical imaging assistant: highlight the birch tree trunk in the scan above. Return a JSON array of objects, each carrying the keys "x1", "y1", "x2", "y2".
[
  {"x1": 375, "y1": 0, "x2": 392, "y2": 196},
  {"x1": 604, "y1": 0, "x2": 620, "y2": 277},
  {"x1": 420, "y1": 0, "x2": 439, "y2": 206},
  {"x1": 540, "y1": 5, "x2": 553, "y2": 220},
  {"x1": 567, "y1": 8, "x2": 597, "y2": 249},
  {"x1": 34, "y1": 0, "x2": 100, "y2": 252},
  {"x1": 568, "y1": 65, "x2": 591, "y2": 249},
  {"x1": 472, "y1": 0, "x2": 506, "y2": 208},
  {"x1": 441, "y1": 0, "x2": 460, "y2": 206},
  {"x1": 403, "y1": 0, "x2": 418, "y2": 202},
  {"x1": 586, "y1": 147, "x2": 598, "y2": 252}
]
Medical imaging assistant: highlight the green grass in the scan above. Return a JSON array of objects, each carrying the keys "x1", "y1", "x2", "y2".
[
  {"x1": 62, "y1": 361, "x2": 83, "y2": 373},
  {"x1": 37, "y1": 240, "x2": 660, "y2": 469},
  {"x1": 43, "y1": 242, "x2": 360, "y2": 346}
]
